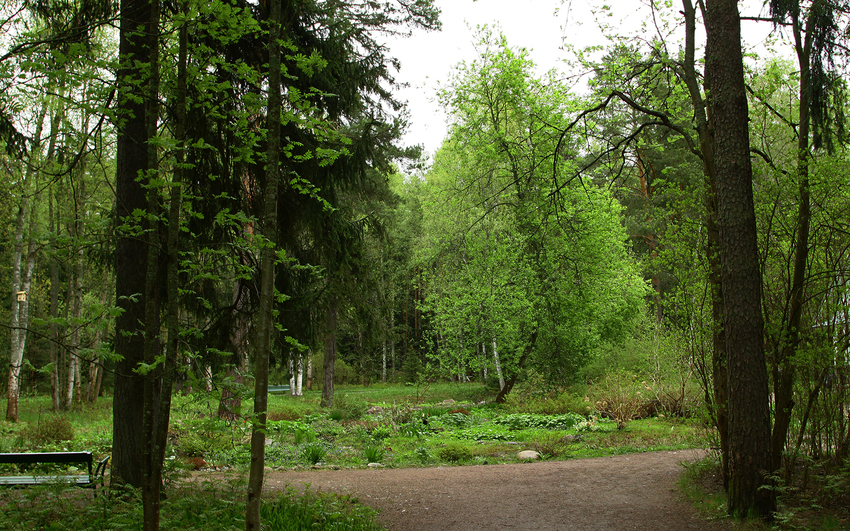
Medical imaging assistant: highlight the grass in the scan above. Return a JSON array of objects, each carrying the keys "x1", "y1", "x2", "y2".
[{"x1": 0, "y1": 478, "x2": 383, "y2": 530}]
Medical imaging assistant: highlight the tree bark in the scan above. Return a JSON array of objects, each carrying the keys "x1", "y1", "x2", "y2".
[
  {"x1": 5, "y1": 102, "x2": 46, "y2": 422},
  {"x1": 112, "y1": 0, "x2": 156, "y2": 490},
  {"x1": 321, "y1": 293, "x2": 338, "y2": 408},
  {"x1": 704, "y1": 0, "x2": 775, "y2": 517},
  {"x1": 246, "y1": 0, "x2": 282, "y2": 525}
]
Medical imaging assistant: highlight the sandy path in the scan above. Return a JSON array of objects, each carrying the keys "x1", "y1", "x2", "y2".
[{"x1": 257, "y1": 449, "x2": 731, "y2": 530}]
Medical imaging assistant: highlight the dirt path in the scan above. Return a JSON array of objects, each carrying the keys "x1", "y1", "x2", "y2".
[{"x1": 260, "y1": 449, "x2": 732, "y2": 530}]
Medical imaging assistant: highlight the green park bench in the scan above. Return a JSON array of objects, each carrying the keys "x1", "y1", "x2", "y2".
[
  {"x1": 268, "y1": 384, "x2": 291, "y2": 394},
  {"x1": 0, "y1": 452, "x2": 110, "y2": 492}
]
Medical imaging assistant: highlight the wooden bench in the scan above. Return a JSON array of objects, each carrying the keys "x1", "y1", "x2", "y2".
[
  {"x1": 0, "y1": 452, "x2": 109, "y2": 491},
  {"x1": 268, "y1": 384, "x2": 291, "y2": 394}
]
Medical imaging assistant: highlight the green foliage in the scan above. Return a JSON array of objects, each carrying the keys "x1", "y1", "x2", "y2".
[
  {"x1": 20, "y1": 416, "x2": 75, "y2": 446},
  {"x1": 493, "y1": 413, "x2": 583, "y2": 431},
  {"x1": 397, "y1": 423, "x2": 425, "y2": 438},
  {"x1": 438, "y1": 412, "x2": 476, "y2": 429},
  {"x1": 370, "y1": 425, "x2": 393, "y2": 441},
  {"x1": 413, "y1": 446, "x2": 431, "y2": 462},
  {"x1": 331, "y1": 393, "x2": 368, "y2": 421},
  {"x1": 451, "y1": 425, "x2": 514, "y2": 441},
  {"x1": 437, "y1": 443, "x2": 474, "y2": 463},
  {"x1": 530, "y1": 432, "x2": 575, "y2": 458},
  {"x1": 362, "y1": 444, "x2": 385, "y2": 463},
  {"x1": 301, "y1": 442, "x2": 329, "y2": 465},
  {"x1": 0, "y1": 481, "x2": 382, "y2": 531}
]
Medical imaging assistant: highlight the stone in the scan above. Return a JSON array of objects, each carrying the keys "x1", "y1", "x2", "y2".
[
  {"x1": 517, "y1": 450, "x2": 541, "y2": 460},
  {"x1": 367, "y1": 462, "x2": 385, "y2": 468}
]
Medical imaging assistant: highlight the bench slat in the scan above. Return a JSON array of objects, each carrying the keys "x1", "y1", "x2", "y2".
[{"x1": 0, "y1": 475, "x2": 91, "y2": 486}]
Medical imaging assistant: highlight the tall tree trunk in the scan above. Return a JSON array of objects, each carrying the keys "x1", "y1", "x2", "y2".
[
  {"x1": 704, "y1": 0, "x2": 775, "y2": 517},
  {"x1": 143, "y1": 13, "x2": 188, "y2": 531},
  {"x1": 246, "y1": 0, "x2": 282, "y2": 525},
  {"x1": 771, "y1": 9, "x2": 814, "y2": 475},
  {"x1": 219, "y1": 274, "x2": 250, "y2": 420},
  {"x1": 141, "y1": 0, "x2": 162, "y2": 525},
  {"x1": 49, "y1": 186, "x2": 62, "y2": 411},
  {"x1": 491, "y1": 335, "x2": 505, "y2": 391},
  {"x1": 113, "y1": 0, "x2": 156, "y2": 490},
  {"x1": 321, "y1": 294, "x2": 338, "y2": 408},
  {"x1": 5, "y1": 103, "x2": 46, "y2": 422}
]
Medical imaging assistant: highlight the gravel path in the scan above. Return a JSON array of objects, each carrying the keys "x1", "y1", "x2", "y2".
[{"x1": 259, "y1": 449, "x2": 732, "y2": 530}]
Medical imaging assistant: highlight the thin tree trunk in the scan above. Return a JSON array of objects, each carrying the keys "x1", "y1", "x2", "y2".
[
  {"x1": 295, "y1": 351, "x2": 303, "y2": 396},
  {"x1": 321, "y1": 294, "x2": 338, "y2": 409},
  {"x1": 5, "y1": 102, "x2": 46, "y2": 422},
  {"x1": 771, "y1": 10, "x2": 814, "y2": 475},
  {"x1": 246, "y1": 0, "x2": 282, "y2": 524},
  {"x1": 306, "y1": 350, "x2": 313, "y2": 390},
  {"x1": 491, "y1": 335, "x2": 505, "y2": 391}
]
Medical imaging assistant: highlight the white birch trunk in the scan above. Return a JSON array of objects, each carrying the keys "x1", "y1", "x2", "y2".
[
  {"x1": 288, "y1": 353, "x2": 296, "y2": 395},
  {"x1": 295, "y1": 352, "x2": 303, "y2": 396},
  {"x1": 492, "y1": 335, "x2": 505, "y2": 391}
]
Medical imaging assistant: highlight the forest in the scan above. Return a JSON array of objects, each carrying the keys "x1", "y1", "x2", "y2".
[{"x1": 1, "y1": 0, "x2": 849, "y2": 529}]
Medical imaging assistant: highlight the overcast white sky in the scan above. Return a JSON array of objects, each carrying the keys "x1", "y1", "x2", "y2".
[
  {"x1": 384, "y1": 0, "x2": 581, "y2": 158},
  {"x1": 383, "y1": 0, "x2": 776, "y2": 160}
]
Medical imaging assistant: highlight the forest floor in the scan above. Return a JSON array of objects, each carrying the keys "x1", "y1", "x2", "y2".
[{"x1": 257, "y1": 449, "x2": 736, "y2": 530}]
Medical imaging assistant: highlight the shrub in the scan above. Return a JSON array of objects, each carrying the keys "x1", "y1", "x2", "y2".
[
  {"x1": 493, "y1": 413, "x2": 583, "y2": 431},
  {"x1": 437, "y1": 443, "x2": 473, "y2": 463},
  {"x1": 301, "y1": 442, "x2": 328, "y2": 465},
  {"x1": 21, "y1": 415, "x2": 75, "y2": 446},
  {"x1": 588, "y1": 371, "x2": 648, "y2": 429},
  {"x1": 363, "y1": 445, "x2": 385, "y2": 463},
  {"x1": 370, "y1": 425, "x2": 393, "y2": 441},
  {"x1": 397, "y1": 423, "x2": 425, "y2": 438},
  {"x1": 293, "y1": 426, "x2": 317, "y2": 445},
  {"x1": 440, "y1": 412, "x2": 475, "y2": 429},
  {"x1": 530, "y1": 432, "x2": 573, "y2": 458},
  {"x1": 414, "y1": 446, "x2": 431, "y2": 462}
]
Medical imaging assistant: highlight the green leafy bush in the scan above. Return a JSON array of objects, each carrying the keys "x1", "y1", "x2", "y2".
[
  {"x1": 493, "y1": 413, "x2": 583, "y2": 431},
  {"x1": 440, "y1": 412, "x2": 475, "y2": 428},
  {"x1": 370, "y1": 425, "x2": 393, "y2": 441},
  {"x1": 452, "y1": 426, "x2": 514, "y2": 441},
  {"x1": 414, "y1": 446, "x2": 431, "y2": 462},
  {"x1": 397, "y1": 423, "x2": 425, "y2": 438},
  {"x1": 301, "y1": 442, "x2": 329, "y2": 465},
  {"x1": 362, "y1": 445, "x2": 385, "y2": 463},
  {"x1": 437, "y1": 443, "x2": 473, "y2": 463}
]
